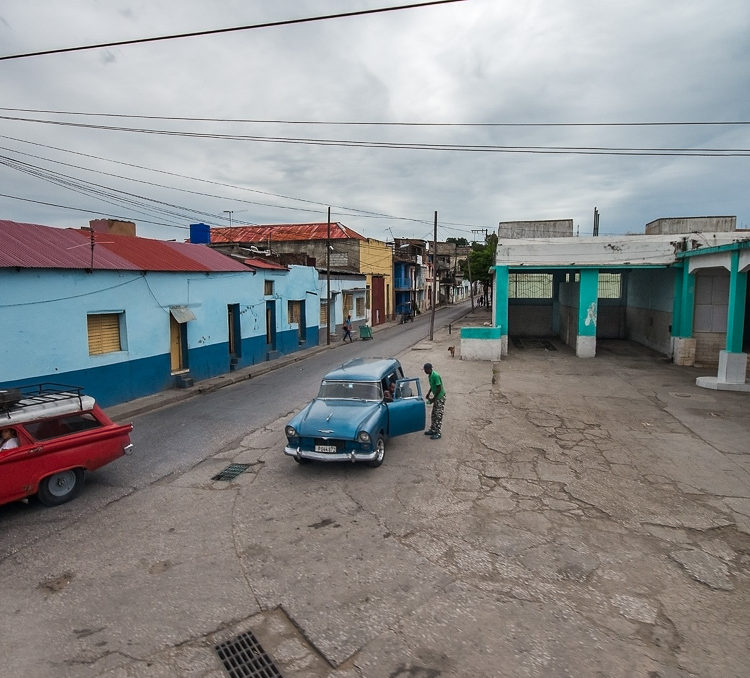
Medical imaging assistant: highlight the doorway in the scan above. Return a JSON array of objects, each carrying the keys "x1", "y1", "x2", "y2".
[
  {"x1": 170, "y1": 315, "x2": 188, "y2": 373},
  {"x1": 228, "y1": 304, "x2": 241, "y2": 358},
  {"x1": 265, "y1": 300, "x2": 277, "y2": 351}
]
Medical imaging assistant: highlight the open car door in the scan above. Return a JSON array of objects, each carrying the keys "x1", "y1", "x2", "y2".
[{"x1": 386, "y1": 378, "x2": 425, "y2": 436}]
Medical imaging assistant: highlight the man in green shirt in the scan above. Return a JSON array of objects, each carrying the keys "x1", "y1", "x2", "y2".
[{"x1": 423, "y1": 363, "x2": 446, "y2": 440}]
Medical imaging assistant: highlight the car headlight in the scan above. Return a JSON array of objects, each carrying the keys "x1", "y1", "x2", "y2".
[
  {"x1": 357, "y1": 431, "x2": 371, "y2": 444},
  {"x1": 285, "y1": 425, "x2": 297, "y2": 438}
]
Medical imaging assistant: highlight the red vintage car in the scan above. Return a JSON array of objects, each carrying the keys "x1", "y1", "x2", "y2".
[{"x1": 0, "y1": 384, "x2": 133, "y2": 507}]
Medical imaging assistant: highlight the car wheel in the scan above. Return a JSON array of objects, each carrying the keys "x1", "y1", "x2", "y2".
[
  {"x1": 37, "y1": 469, "x2": 84, "y2": 507},
  {"x1": 368, "y1": 435, "x2": 386, "y2": 468}
]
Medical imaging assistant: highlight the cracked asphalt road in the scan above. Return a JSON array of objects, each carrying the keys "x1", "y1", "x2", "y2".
[{"x1": 1, "y1": 309, "x2": 749, "y2": 677}]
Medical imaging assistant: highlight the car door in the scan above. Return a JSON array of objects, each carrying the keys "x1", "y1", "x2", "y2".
[
  {"x1": 386, "y1": 378, "x2": 425, "y2": 436},
  {"x1": 0, "y1": 430, "x2": 42, "y2": 504}
]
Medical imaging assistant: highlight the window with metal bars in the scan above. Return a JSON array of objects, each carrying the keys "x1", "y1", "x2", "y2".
[
  {"x1": 287, "y1": 300, "x2": 302, "y2": 325},
  {"x1": 320, "y1": 301, "x2": 328, "y2": 327},
  {"x1": 509, "y1": 273, "x2": 553, "y2": 299},
  {"x1": 87, "y1": 313, "x2": 122, "y2": 355},
  {"x1": 598, "y1": 273, "x2": 622, "y2": 299}
]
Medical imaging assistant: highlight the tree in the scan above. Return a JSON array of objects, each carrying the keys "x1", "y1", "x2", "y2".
[{"x1": 459, "y1": 234, "x2": 497, "y2": 304}]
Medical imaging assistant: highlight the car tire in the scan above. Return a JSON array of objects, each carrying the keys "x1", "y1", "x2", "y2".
[
  {"x1": 368, "y1": 435, "x2": 386, "y2": 468},
  {"x1": 37, "y1": 469, "x2": 84, "y2": 506}
]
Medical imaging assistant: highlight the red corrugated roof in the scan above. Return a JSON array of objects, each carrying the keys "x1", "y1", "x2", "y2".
[
  {"x1": 210, "y1": 223, "x2": 365, "y2": 243},
  {"x1": 242, "y1": 257, "x2": 288, "y2": 270},
  {"x1": 0, "y1": 220, "x2": 250, "y2": 272}
]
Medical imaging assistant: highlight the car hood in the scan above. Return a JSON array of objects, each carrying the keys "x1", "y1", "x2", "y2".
[{"x1": 293, "y1": 398, "x2": 381, "y2": 439}]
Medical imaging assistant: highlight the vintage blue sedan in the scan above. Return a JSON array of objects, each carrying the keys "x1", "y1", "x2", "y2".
[{"x1": 284, "y1": 357, "x2": 425, "y2": 467}]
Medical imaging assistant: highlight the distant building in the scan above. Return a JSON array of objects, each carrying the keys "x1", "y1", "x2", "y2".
[
  {"x1": 498, "y1": 219, "x2": 574, "y2": 239},
  {"x1": 208, "y1": 223, "x2": 393, "y2": 326},
  {"x1": 645, "y1": 216, "x2": 736, "y2": 235}
]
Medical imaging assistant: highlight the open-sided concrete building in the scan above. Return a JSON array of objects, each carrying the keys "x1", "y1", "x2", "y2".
[{"x1": 463, "y1": 218, "x2": 750, "y2": 392}]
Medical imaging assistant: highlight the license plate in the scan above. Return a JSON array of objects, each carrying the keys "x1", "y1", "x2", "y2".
[{"x1": 315, "y1": 444, "x2": 337, "y2": 454}]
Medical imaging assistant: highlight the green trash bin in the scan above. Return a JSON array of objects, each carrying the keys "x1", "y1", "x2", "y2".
[{"x1": 359, "y1": 325, "x2": 373, "y2": 340}]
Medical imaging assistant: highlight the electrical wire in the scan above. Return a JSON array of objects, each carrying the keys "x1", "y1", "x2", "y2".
[
  {"x1": 1, "y1": 108, "x2": 747, "y2": 128},
  {"x1": 0, "y1": 135, "x2": 486, "y2": 231},
  {"x1": 0, "y1": 115, "x2": 746, "y2": 156},
  {"x1": 0, "y1": 1, "x2": 466, "y2": 61},
  {"x1": 0, "y1": 192, "x2": 191, "y2": 229}
]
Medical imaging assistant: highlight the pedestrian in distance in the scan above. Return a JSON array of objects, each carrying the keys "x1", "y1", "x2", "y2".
[
  {"x1": 343, "y1": 314, "x2": 354, "y2": 343},
  {"x1": 423, "y1": 363, "x2": 446, "y2": 440}
]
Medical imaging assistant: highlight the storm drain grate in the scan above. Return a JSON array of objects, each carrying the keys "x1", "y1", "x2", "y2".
[
  {"x1": 211, "y1": 463, "x2": 251, "y2": 482},
  {"x1": 215, "y1": 630, "x2": 283, "y2": 678}
]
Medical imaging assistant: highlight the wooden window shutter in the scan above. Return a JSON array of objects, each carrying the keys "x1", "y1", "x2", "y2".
[{"x1": 87, "y1": 313, "x2": 121, "y2": 355}]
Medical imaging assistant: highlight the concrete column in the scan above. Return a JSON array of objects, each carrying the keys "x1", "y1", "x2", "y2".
[
  {"x1": 551, "y1": 272, "x2": 564, "y2": 335},
  {"x1": 576, "y1": 269, "x2": 598, "y2": 358},
  {"x1": 672, "y1": 262, "x2": 697, "y2": 366},
  {"x1": 726, "y1": 250, "x2": 748, "y2": 353},
  {"x1": 697, "y1": 250, "x2": 749, "y2": 391},
  {"x1": 494, "y1": 266, "x2": 509, "y2": 356}
]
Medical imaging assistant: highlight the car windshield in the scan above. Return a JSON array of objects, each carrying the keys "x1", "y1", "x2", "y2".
[{"x1": 318, "y1": 380, "x2": 382, "y2": 401}]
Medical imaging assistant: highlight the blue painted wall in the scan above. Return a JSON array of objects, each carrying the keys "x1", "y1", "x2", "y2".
[{"x1": 1, "y1": 264, "x2": 320, "y2": 407}]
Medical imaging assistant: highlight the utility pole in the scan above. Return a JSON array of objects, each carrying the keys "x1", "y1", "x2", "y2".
[
  {"x1": 471, "y1": 228, "x2": 488, "y2": 242},
  {"x1": 326, "y1": 207, "x2": 331, "y2": 346},
  {"x1": 593, "y1": 207, "x2": 599, "y2": 236},
  {"x1": 467, "y1": 246, "x2": 474, "y2": 309},
  {"x1": 429, "y1": 211, "x2": 437, "y2": 341}
]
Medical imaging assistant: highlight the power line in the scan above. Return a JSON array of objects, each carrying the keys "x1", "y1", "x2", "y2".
[
  {"x1": 0, "y1": 1, "x2": 466, "y2": 61},
  {"x1": 1, "y1": 108, "x2": 747, "y2": 127},
  {"x1": 0, "y1": 135, "x2": 486, "y2": 231},
  {"x1": 1, "y1": 115, "x2": 746, "y2": 156},
  {"x1": 0, "y1": 192, "x2": 190, "y2": 229}
]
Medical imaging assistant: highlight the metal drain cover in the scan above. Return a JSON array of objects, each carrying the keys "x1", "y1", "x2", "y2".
[
  {"x1": 212, "y1": 463, "x2": 251, "y2": 481},
  {"x1": 215, "y1": 630, "x2": 283, "y2": 678}
]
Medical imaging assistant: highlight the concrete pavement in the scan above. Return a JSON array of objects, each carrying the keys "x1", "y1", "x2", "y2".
[{"x1": 2, "y1": 307, "x2": 750, "y2": 677}]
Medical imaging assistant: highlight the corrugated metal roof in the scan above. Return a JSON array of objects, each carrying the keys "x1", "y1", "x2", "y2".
[
  {"x1": 210, "y1": 223, "x2": 365, "y2": 244},
  {"x1": 242, "y1": 257, "x2": 288, "y2": 270},
  {"x1": 0, "y1": 220, "x2": 133, "y2": 270},
  {"x1": 0, "y1": 220, "x2": 250, "y2": 272}
]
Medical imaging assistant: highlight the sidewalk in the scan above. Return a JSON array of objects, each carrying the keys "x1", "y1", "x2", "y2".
[{"x1": 3, "y1": 307, "x2": 749, "y2": 677}]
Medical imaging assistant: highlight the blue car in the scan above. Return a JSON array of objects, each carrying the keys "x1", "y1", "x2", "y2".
[{"x1": 284, "y1": 358, "x2": 426, "y2": 467}]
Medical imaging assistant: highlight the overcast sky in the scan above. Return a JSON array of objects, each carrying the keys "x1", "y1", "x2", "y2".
[{"x1": 1, "y1": 0, "x2": 748, "y2": 243}]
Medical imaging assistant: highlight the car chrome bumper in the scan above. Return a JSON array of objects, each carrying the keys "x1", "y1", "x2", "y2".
[
  {"x1": 123, "y1": 443, "x2": 135, "y2": 456},
  {"x1": 284, "y1": 445, "x2": 377, "y2": 463}
]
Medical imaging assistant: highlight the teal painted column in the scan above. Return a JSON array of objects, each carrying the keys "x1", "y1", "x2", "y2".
[
  {"x1": 576, "y1": 269, "x2": 598, "y2": 358},
  {"x1": 726, "y1": 250, "x2": 748, "y2": 352},
  {"x1": 671, "y1": 265, "x2": 683, "y2": 338},
  {"x1": 672, "y1": 261, "x2": 697, "y2": 366},
  {"x1": 494, "y1": 265, "x2": 509, "y2": 336},
  {"x1": 577, "y1": 269, "x2": 599, "y2": 336},
  {"x1": 678, "y1": 262, "x2": 695, "y2": 337}
]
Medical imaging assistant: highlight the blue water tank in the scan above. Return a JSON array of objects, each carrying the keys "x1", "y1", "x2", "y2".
[{"x1": 190, "y1": 223, "x2": 210, "y2": 244}]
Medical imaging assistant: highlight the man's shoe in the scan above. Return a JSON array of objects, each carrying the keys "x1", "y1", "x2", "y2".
[
  {"x1": 430, "y1": 433, "x2": 441, "y2": 440},
  {"x1": 424, "y1": 429, "x2": 434, "y2": 435}
]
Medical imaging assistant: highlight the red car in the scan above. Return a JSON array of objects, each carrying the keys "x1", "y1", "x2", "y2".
[{"x1": 0, "y1": 384, "x2": 133, "y2": 507}]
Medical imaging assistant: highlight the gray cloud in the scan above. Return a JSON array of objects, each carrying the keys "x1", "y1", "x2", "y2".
[{"x1": 0, "y1": 0, "x2": 748, "y2": 242}]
